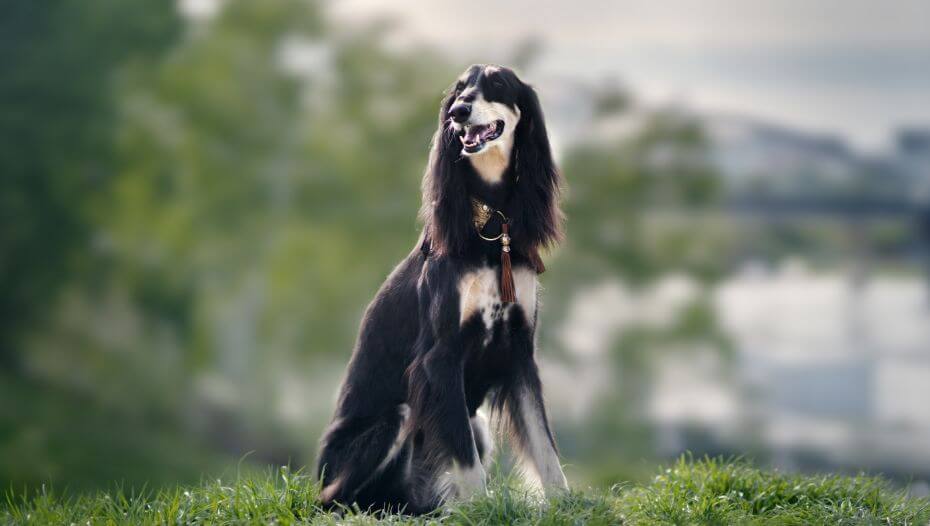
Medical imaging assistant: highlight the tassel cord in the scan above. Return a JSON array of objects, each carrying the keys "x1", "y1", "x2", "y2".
[{"x1": 500, "y1": 222, "x2": 516, "y2": 303}]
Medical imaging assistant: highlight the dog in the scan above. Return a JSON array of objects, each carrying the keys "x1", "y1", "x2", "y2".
[{"x1": 316, "y1": 64, "x2": 567, "y2": 514}]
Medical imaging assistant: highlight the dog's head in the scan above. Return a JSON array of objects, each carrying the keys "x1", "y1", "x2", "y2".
[
  {"x1": 444, "y1": 65, "x2": 523, "y2": 157},
  {"x1": 422, "y1": 65, "x2": 563, "y2": 256}
]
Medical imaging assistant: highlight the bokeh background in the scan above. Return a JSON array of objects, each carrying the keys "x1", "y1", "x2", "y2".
[{"x1": 3, "y1": 0, "x2": 930, "y2": 495}]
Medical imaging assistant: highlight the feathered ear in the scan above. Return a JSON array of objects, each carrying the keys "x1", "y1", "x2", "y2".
[
  {"x1": 509, "y1": 82, "x2": 564, "y2": 253},
  {"x1": 419, "y1": 88, "x2": 473, "y2": 256}
]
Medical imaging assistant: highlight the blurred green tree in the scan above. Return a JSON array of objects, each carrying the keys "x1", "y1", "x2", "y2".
[
  {"x1": 0, "y1": 0, "x2": 180, "y2": 366},
  {"x1": 558, "y1": 108, "x2": 723, "y2": 284},
  {"x1": 100, "y1": 0, "x2": 453, "y2": 427}
]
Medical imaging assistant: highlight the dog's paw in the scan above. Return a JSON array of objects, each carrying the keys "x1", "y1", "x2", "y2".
[
  {"x1": 450, "y1": 460, "x2": 488, "y2": 500},
  {"x1": 544, "y1": 474, "x2": 570, "y2": 497}
]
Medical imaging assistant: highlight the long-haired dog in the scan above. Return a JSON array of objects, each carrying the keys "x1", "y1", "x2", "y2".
[{"x1": 316, "y1": 64, "x2": 567, "y2": 514}]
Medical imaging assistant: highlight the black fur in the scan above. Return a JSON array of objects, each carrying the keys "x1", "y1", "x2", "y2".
[{"x1": 316, "y1": 65, "x2": 565, "y2": 515}]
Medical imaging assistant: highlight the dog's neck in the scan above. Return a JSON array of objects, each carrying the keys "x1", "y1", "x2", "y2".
[
  {"x1": 467, "y1": 145, "x2": 510, "y2": 185},
  {"x1": 465, "y1": 146, "x2": 514, "y2": 211}
]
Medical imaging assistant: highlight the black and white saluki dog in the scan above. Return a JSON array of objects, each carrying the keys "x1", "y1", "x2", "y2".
[{"x1": 316, "y1": 64, "x2": 567, "y2": 514}]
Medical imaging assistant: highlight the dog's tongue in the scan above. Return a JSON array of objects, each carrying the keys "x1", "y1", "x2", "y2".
[{"x1": 463, "y1": 124, "x2": 489, "y2": 145}]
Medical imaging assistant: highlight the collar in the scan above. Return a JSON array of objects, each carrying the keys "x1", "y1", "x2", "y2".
[{"x1": 467, "y1": 197, "x2": 546, "y2": 275}]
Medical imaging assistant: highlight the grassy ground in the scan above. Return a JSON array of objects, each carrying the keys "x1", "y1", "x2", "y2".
[{"x1": 4, "y1": 457, "x2": 928, "y2": 525}]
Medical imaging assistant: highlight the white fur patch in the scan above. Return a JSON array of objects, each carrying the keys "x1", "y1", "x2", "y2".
[
  {"x1": 517, "y1": 390, "x2": 568, "y2": 494},
  {"x1": 458, "y1": 266, "x2": 537, "y2": 331},
  {"x1": 373, "y1": 404, "x2": 410, "y2": 475},
  {"x1": 448, "y1": 458, "x2": 487, "y2": 499},
  {"x1": 471, "y1": 411, "x2": 494, "y2": 467},
  {"x1": 468, "y1": 144, "x2": 510, "y2": 184},
  {"x1": 459, "y1": 267, "x2": 501, "y2": 332},
  {"x1": 512, "y1": 267, "x2": 538, "y2": 322}
]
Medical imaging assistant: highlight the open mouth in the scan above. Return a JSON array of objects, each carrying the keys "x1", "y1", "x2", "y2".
[{"x1": 459, "y1": 120, "x2": 504, "y2": 154}]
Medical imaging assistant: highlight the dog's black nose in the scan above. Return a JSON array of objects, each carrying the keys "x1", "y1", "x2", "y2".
[{"x1": 449, "y1": 103, "x2": 471, "y2": 123}]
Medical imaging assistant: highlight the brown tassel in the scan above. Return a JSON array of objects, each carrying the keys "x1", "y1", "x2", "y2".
[{"x1": 500, "y1": 223, "x2": 516, "y2": 303}]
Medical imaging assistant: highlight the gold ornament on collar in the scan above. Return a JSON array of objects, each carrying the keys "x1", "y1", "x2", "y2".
[{"x1": 471, "y1": 198, "x2": 508, "y2": 242}]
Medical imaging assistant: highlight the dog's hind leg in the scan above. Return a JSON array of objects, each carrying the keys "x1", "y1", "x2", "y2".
[{"x1": 316, "y1": 404, "x2": 409, "y2": 510}]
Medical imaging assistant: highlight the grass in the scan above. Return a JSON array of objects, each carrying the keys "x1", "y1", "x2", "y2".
[{"x1": 3, "y1": 457, "x2": 929, "y2": 525}]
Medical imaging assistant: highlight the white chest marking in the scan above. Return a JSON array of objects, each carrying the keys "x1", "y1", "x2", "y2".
[
  {"x1": 468, "y1": 145, "x2": 509, "y2": 184},
  {"x1": 458, "y1": 266, "x2": 537, "y2": 331}
]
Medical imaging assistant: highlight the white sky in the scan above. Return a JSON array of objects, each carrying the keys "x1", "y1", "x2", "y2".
[{"x1": 331, "y1": 0, "x2": 930, "y2": 152}]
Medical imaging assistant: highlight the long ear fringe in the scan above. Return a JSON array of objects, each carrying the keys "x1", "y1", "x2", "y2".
[
  {"x1": 420, "y1": 124, "x2": 474, "y2": 256},
  {"x1": 509, "y1": 84, "x2": 564, "y2": 254},
  {"x1": 420, "y1": 85, "x2": 470, "y2": 256}
]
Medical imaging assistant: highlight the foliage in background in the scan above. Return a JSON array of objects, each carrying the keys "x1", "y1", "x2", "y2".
[
  {"x1": 0, "y1": 0, "x2": 180, "y2": 365},
  {"x1": 0, "y1": 0, "x2": 188, "y2": 492}
]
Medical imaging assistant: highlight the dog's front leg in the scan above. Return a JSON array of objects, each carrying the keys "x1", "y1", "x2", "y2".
[
  {"x1": 409, "y1": 260, "x2": 488, "y2": 502},
  {"x1": 411, "y1": 339, "x2": 487, "y2": 501},
  {"x1": 504, "y1": 317, "x2": 568, "y2": 495},
  {"x1": 508, "y1": 370, "x2": 568, "y2": 495}
]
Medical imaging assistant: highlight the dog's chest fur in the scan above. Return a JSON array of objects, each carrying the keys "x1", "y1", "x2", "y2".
[{"x1": 458, "y1": 265, "x2": 537, "y2": 336}]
